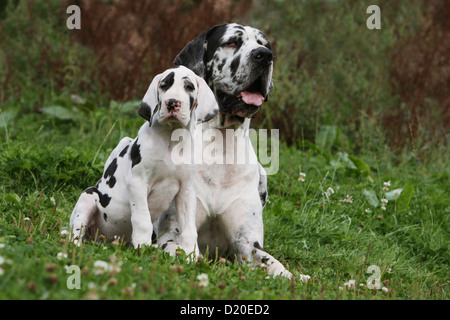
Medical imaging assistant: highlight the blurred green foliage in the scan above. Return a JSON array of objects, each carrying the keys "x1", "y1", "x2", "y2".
[
  {"x1": 0, "y1": 0, "x2": 447, "y2": 156},
  {"x1": 249, "y1": 0, "x2": 428, "y2": 153}
]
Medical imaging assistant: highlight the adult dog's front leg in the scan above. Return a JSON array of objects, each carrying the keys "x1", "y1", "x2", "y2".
[
  {"x1": 127, "y1": 172, "x2": 153, "y2": 249},
  {"x1": 225, "y1": 200, "x2": 293, "y2": 279}
]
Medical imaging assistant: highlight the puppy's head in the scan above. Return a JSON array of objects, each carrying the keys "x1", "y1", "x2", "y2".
[{"x1": 139, "y1": 66, "x2": 218, "y2": 127}]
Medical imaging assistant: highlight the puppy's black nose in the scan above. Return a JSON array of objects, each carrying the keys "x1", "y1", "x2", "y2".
[
  {"x1": 251, "y1": 47, "x2": 273, "y2": 65},
  {"x1": 166, "y1": 99, "x2": 181, "y2": 111}
]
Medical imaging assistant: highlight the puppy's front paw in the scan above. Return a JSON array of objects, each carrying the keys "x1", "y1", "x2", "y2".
[{"x1": 132, "y1": 235, "x2": 153, "y2": 249}]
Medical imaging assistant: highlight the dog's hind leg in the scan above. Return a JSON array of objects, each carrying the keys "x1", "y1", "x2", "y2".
[{"x1": 69, "y1": 189, "x2": 99, "y2": 245}]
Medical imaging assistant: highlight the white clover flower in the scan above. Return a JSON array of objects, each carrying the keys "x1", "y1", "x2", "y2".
[
  {"x1": 341, "y1": 195, "x2": 353, "y2": 204},
  {"x1": 382, "y1": 287, "x2": 389, "y2": 293},
  {"x1": 365, "y1": 208, "x2": 371, "y2": 213},
  {"x1": 299, "y1": 274, "x2": 311, "y2": 283},
  {"x1": 326, "y1": 187, "x2": 335, "y2": 196},
  {"x1": 298, "y1": 172, "x2": 306, "y2": 182},
  {"x1": 24, "y1": 217, "x2": 30, "y2": 222},
  {"x1": 343, "y1": 279, "x2": 356, "y2": 289},
  {"x1": 93, "y1": 260, "x2": 110, "y2": 275},
  {"x1": 383, "y1": 181, "x2": 391, "y2": 191},
  {"x1": 60, "y1": 230, "x2": 69, "y2": 236},
  {"x1": 57, "y1": 252, "x2": 67, "y2": 260},
  {"x1": 197, "y1": 273, "x2": 209, "y2": 287},
  {"x1": 110, "y1": 263, "x2": 121, "y2": 274},
  {"x1": 380, "y1": 198, "x2": 388, "y2": 210}
]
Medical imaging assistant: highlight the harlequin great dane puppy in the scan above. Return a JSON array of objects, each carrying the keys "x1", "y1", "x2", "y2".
[
  {"x1": 156, "y1": 24, "x2": 293, "y2": 278},
  {"x1": 69, "y1": 66, "x2": 218, "y2": 255}
]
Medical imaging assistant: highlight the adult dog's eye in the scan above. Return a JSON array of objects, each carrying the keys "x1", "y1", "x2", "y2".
[{"x1": 223, "y1": 40, "x2": 238, "y2": 48}]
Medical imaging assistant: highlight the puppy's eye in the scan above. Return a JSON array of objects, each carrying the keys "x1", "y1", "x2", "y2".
[
  {"x1": 185, "y1": 83, "x2": 195, "y2": 92},
  {"x1": 160, "y1": 82, "x2": 168, "y2": 90}
]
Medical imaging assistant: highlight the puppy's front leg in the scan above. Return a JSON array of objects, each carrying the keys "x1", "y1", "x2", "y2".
[
  {"x1": 173, "y1": 184, "x2": 199, "y2": 258},
  {"x1": 127, "y1": 171, "x2": 153, "y2": 249}
]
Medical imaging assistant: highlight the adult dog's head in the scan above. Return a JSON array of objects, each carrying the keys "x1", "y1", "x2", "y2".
[{"x1": 174, "y1": 23, "x2": 273, "y2": 120}]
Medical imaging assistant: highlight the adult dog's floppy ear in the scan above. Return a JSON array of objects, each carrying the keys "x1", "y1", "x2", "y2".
[
  {"x1": 139, "y1": 72, "x2": 163, "y2": 126},
  {"x1": 194, "y1": 76, "x2": 219, "y2": 124},
  {"x1": 173, "y1": 24, "x2": 225, "y2": 78}
]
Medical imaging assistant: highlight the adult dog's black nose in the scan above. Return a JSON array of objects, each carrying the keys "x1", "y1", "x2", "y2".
[{"x1": 251, "y1": 47, "x2": 273, "y2": 65}]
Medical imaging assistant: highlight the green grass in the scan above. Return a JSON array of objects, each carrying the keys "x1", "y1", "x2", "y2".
[
  {"x1": 0, "y1": 0, "x2": 448, "y2": 301},
  {"x1": 0, "y1": 106, "x2": 448, "y2": 300}
]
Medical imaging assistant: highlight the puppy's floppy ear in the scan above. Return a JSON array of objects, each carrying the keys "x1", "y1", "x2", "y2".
[
  {"x1": 194, "y1": 76, "x2": 219, "y2": 124},
  {"x1": 139, "y1": 72, "x2": 163, "y2": 126},
  {"x1": 173, "y1": 24, "x2": 225, "y2": 78}
]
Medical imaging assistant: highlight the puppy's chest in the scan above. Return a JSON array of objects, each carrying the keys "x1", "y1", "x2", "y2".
[{"x1": 144, "y1": 158, "x2": 191, "y2": 184}]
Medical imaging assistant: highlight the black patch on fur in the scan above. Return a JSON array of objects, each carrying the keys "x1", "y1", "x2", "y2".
[
  {"x1": 218, "y1": 58, "x2": 226, "y2": 73},
  {"x1": 200, "y1": 108, "x2": 218, "y2": 123},
  {"x1": 130, "y1": 139, "x2": 142, "y2": 168},
  {"x1": 119, "y1": 145, "x2": 129, "y2": 157},
  {"x1": 261, "y1": 256, "x2": 270, "y2": 264},
  {"x1": 253, "y1": 241, "x2": 266, "y2": 252},
  {"x1": 138, "y1": 102, "x2": 152, "y2": 123},
  {"x1": 189, "y1": 95, "x2": 195, "y2": 110},
  {"x1": 103, "y1": 158, "x2": 118, "y2": 188},
  {"x1": 161, "y1": 240, "x2": 173, "y2": 250},
  {"x1": 160, "y1": 71, "x2": 175, "y2": 91},
  {"x1": 230, "y1": 54, "x2": 241, "y2": 77},
  {"x1": 84, "y1": 187, "x2": 112, "y2": 208},
  {"x1": 107, "y1": 176, "x2": 116, "y2": 188},
  {"x1": 260, "y1": 191, "x2": 267, "y2": 207},
  {"x1": 173, "y1": 25, "x2": 227, "y2": 77},
  {"x1": 103, "y1": 213, "x2": 108, "y2": 222}
]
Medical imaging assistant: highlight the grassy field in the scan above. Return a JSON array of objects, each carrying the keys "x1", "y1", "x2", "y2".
[
  {"x1": 0, "y1": 105, "x2": 448, "y2": 300},
  {"x1": 0, "y1": 0, "x2": 449, "y2": 301}
]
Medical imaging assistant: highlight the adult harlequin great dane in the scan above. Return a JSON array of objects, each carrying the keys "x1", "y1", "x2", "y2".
[
  {"x1": 69, "y1": 66, "x2": 218, "y2": 256},
  {"x1": 155, "y1": 23, "x2": 293, "y2": 278}
]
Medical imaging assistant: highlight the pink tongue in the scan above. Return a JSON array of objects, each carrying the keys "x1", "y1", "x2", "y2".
[{"x1": 240, "y1": 91, "x2": 264, "y2": 106}]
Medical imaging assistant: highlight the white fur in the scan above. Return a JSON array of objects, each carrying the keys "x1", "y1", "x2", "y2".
[{"x1": 69, "y1": 66, "x2": 218, "y2": 258}]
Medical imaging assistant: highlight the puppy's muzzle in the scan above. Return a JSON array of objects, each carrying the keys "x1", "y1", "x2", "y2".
[{"x1": 166, "y1": 99, "x2": 181, "y2": 112}]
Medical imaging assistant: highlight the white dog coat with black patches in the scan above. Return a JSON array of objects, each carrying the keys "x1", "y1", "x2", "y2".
[
  {"x1": 157, "y1": 24, "x2": 294, "y2": 278},
  {"x1": 69, "y1": 66, "x2": 218, "y2": 255}
]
